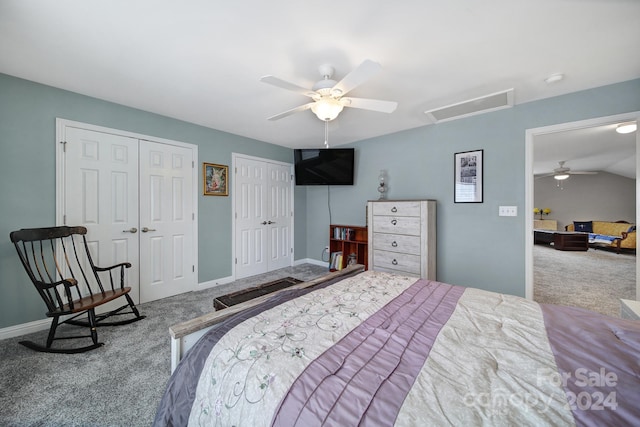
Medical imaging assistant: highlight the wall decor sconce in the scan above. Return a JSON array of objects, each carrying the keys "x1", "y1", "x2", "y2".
[{"x1": 378, "y1": 170, "x2": 387, "y2": 199}]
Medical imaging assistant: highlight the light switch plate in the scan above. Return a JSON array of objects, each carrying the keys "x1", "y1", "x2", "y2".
[{"x1": 499, "y1": 206, "x2": 517, "y2": 216}]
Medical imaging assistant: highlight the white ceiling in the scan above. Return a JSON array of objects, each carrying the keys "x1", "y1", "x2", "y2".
[{"x1": 1, "y1": 1, "x2": 639, "y2": 163}]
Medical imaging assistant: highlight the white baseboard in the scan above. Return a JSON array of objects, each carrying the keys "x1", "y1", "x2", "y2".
[
  {"x1": 196, "y1": 275, "x2": 235, "y2": 291},
  {"x1": 294, "y1": 258, "x2": 329, "y2": 268},
  {"x1": 0, "y1": 318, "x2": 50, "y2": 341}
]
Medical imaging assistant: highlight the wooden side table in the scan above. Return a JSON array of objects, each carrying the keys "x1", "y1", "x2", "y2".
[
  {"x1": 534, "y1": 219, "x2": 557, "y2": 231},
  {"x1": 553, "y1": 232, "x2": 589, "y2": 251}
]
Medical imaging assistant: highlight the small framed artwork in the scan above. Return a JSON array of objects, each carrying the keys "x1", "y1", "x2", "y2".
[
  {"x1": 203, "y1": 163, "x2": 228, "y2": 196},
  {"x1": 454, "y1": 149, "x2": 483, "y2": 203}
]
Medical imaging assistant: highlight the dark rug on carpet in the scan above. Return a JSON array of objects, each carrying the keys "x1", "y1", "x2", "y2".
[{"x1": 213, "y1": 277, "x2": 303, "y2": 309}]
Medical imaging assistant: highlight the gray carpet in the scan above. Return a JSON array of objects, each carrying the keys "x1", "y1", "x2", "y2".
[
  {"x1": 533, "y1": 244, "x2": 636, "y2": 317},
  {"x1": 0, "y1": 264, "x2": 328, "y2": 427}
]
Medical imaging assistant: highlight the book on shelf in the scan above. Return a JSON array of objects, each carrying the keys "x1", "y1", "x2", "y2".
[
  {"x1": 329, "y1": 250, "x2": 343, "y2": 270},
  {"x1": 333, "y1": 227, "x2": 355, "y2": 241}
]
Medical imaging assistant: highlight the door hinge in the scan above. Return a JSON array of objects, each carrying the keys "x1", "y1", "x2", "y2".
[
  {"x1": 192, "y1": 161, "x2": 195, "y2": 168},
  {"x1": 192, "y1": 265, "x2": 195, "y2": 272},
  {"x1": 192, "y1": 213, "x2": 195, "y2": 220},
  {"x1": 290, "y1": 247, "x2": 293, "y2": 254},
  {"x1": 235, "y1": 258, "x2": 237, "y2": 265},
  {"x1": 63, "y1": 214, "x2": 66, "y2": 225},
  {"x1": 60, "y1": 140, "x2": 67, "y2": 152}
]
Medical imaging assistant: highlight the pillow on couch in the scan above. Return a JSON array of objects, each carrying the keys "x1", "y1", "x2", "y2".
[{"x1": 573, "y1": 221, "x2": 593, "y2": 233}]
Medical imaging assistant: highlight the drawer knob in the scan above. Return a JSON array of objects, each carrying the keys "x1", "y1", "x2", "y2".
[
  {"x1": 391, "y1": 241, "x2": 398, "y2": 247},
  {"x1": 391, "y1": 219, "x2": 397, "y2": 225},
  {"x1": 392, "y1": 259, "x2": 398, "y2": 265},
  {"x1": 391, "y1": 206, "x2": 397, "y2": 213}
]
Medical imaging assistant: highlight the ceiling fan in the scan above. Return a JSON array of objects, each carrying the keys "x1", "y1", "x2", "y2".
[
  {"x1": 536, "y1": 161, "x2": 598, "y2": 180},
  {"x1": 260, "y1": 59, "x2": 398, "y2": 122}
]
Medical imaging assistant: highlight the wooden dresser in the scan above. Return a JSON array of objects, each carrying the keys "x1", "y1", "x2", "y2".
[{"x1": 367, "y1": 200, "x2": 436, "y2": 279}]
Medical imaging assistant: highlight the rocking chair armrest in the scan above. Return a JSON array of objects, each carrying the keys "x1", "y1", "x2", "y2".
[
  {"x1": 94, "y1": 262, "x2": 132, "y2": 272},
  {"x1": 40, "y1": 277, "x2": 78, "y2": 290}
]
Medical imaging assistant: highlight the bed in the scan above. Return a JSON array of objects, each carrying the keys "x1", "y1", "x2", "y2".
[{"x1": 154, "y1": 268, "x2": 640, "y2": 426}]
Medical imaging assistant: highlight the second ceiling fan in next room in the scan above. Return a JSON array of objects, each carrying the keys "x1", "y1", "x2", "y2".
[{"x1": 535, "y1": 161, "x2": 598, "y2": 181}]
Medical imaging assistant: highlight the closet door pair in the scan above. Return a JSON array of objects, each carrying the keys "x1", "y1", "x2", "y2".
[{"x1": 59, "y1": 122, "x2": 196, "y2": 303}]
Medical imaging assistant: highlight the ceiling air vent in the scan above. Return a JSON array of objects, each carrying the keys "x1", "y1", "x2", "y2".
[{"x1": 424, "y1": 88, "x2": 514, "y2": 123}]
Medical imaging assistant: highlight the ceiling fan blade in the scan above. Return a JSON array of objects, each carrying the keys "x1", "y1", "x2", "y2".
[
  {"x1": 267, "y1": 102, "x2": 314, "y2": 121},
  {"x1": 340, "y1": 97, "x2": 398, "y2": 113},
  {"x1": 569, "y1": 171, "x2": 598, "y2": 175},
  {"x1": 260, "y1": 75, "x2": 317, "y2": 98},
  {"x1": 534, "y1": 172, "x2": 556, "y2": 179},
  {"x1": 332, "y1": 59, "x2": 382, "y2": 96}
]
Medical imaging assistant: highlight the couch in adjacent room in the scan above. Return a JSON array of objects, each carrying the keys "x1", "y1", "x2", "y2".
[{"x1": 565, "y1": 220, "x2": 636, "y2": 253}]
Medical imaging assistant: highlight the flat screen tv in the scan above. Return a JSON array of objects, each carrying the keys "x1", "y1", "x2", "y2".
[{"x1": 293, "y1": 148, "x2": 355, "y2": 185}]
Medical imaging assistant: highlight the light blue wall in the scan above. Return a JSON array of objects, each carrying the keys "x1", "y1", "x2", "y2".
[
  {"x1": 0, "y1": 73, "x2": 296, "y2": 328},
  {"x1": 303, "y1": 79, "x2": 640, "y2": 296}
]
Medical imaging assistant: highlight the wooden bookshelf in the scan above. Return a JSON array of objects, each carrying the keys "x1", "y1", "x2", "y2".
[{"x1": 329, "y1": 224, "x2": 368, "y2": 271}]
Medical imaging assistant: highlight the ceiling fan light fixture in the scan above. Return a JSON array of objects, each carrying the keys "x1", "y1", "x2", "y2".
[
  {"x1": 554, "y1": 173, "x2": 570, "y2": 180},
  {"x1": 544, "y1": 73, "x2": 564, "y2": 84},
  {"x1": 311, "y1": 98, "x2": 344, "y2": 121},
  {"x1": 616, "y1": 122, "x2": 637, "y2": 134}
]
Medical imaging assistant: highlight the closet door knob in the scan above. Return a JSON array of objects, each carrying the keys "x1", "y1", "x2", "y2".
[
  {"x1": 391, "y1": 219, "x2": 397, "y2": 225},
  {"x1": 391, "y1": 241, "x2": 398, "y2": 247},
  {"x1": 141, "y1": 227, "x2": 156, "y2": 233},
  {"x1": 392, "y1": 259, "x2": 398, "y2": 265},
  {"x1": 391, "y1": 207, "x2": 397, "y2": 213},
  {"x1": 123, "y1": 227, "x2": 138, "y2": 233}
]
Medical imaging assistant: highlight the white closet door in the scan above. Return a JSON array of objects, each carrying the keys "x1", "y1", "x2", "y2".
[
  {"x1": 63, "y1": 127, "x2": 140, "y2": 302},
  {"x1": 234, "y1": 155, "x2": 293, "y2": 279},
  {"x1": 139, "y1": 140, "x2": 196, "y2": 302},
  {"x1": 267, "y1": 162, "x2": 293, "y2": 270},
  {"x1": 235, "y1": 157, "x2": 268, "y2": 278}
]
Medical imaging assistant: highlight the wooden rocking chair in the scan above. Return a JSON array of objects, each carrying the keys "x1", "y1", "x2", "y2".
[{"x1": 10, "y1": 226, "x2": 145, "y2": 353}]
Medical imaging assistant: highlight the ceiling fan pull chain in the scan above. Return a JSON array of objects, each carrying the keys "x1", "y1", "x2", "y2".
[{"x1": 324, "y1": 120, "x2": 329, "y2": 147}]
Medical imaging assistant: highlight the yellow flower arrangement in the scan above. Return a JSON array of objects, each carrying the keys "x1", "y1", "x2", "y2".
[{"x1": 534, "y1": 207, "x2": 551, "y2": 219}]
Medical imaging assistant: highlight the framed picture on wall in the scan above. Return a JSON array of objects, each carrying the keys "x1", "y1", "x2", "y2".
[
  {"x1": 203, "y1": 163, "x2": 228, "y2": 196},
  {"x1": 454, "y1": 149, "x2": 483, "y2": 203}
]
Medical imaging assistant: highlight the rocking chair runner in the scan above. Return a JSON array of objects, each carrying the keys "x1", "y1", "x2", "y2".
[{"x1": 10, "y1": 226, "x2": 145, "y2": 353}]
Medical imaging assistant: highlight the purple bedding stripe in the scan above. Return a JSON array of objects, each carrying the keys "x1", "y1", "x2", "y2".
[
  {"x1": 271, "y1": 280, "x2": 465, "y2": 427},
  {"x1": 540, "y1": 304, "x2": 640, "y2": 427}
]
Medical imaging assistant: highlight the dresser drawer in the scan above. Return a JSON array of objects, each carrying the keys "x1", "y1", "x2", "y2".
[
  {"x1": 371, "y1": 201, "x2": 421, "y2": 217},
  {"x1": 372, "y1": 250, "x2": 421, "y2": 275},
  {"x1": 372, "y1": 215, "x2": 421, "y2": 236},
  {"x1": 372, "y1": 233, "x2": 421, "y2": 255}
]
